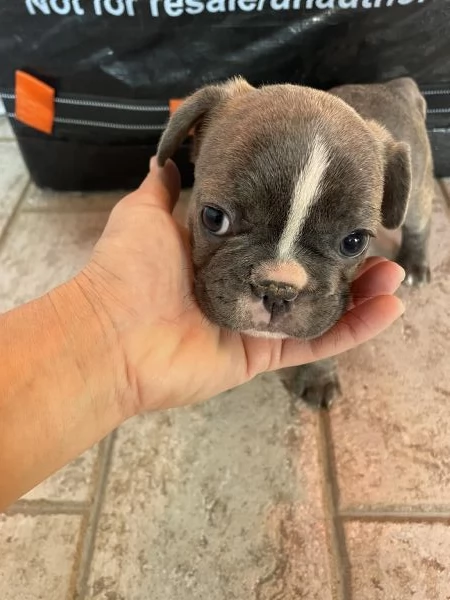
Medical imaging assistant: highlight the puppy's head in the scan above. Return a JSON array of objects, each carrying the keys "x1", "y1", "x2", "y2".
[{"x1": 157, "y1": 78, "x2": 411, "y2": 339}]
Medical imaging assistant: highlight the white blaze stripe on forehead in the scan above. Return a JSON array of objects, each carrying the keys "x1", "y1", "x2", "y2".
[{"x1": 277, "y1": 138, "x2": 329, "y2": 260}]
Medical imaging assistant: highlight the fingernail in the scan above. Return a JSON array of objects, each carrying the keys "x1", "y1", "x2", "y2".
[{"x1": 392, "y1": 261, "x2": 406, "y2": 282}]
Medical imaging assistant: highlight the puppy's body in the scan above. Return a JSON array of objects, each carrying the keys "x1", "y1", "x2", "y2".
[
  {"x1": 157, "y1": 77, "x2": 433, "y2": 408},
  {"x1": 292, "y1": 79, "x2": 434, "y2": 407},
  {"x1": 331, "y1": 78, "x2": 433, "y2": 284}
]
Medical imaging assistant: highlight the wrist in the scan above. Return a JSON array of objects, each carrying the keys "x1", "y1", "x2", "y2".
[{"x1": 48, "y1": 272, "x2": 135, "y2": 423}]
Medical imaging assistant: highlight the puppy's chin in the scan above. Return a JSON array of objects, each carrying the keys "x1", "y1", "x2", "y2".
[
  {"x1": 241, "y1": 329, "x2": 292, "y2": 340},
  {"x1": 197, "y1": 294, "x2": 345, "y2": 341},
  {"x1": 239, "y1": 318, "x2": 340, "y2": 341},
  {"x1": 194, "y1": 274, "x2": 349, "y2": 341}
]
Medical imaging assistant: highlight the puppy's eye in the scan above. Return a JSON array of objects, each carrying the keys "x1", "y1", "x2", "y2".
[
  {"x1": 339, "y1": 230, "x2": 370, "y2": 258},
  {"x1": 201, "y1": 206, "x2": 231, "y2": 236}
]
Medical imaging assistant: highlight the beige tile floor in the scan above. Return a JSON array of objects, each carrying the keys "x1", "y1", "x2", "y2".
[{"x1": 1, "y1": 115, "x2": 450, "y2": 600}]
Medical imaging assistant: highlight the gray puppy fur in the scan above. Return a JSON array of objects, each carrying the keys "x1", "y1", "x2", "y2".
[{"x1": 157, "y1": 76, "x2": 433, "y2": 408}]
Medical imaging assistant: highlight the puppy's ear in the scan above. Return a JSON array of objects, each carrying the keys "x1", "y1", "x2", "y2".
[
  {"x1": 157, "y1": 77, "x2": 253, "y2": 166},
  {"x1": 368, "y1": 120, "x2": 412, "y2": 229},
  {"x1": 381, "y1": 140, "x2": 412, "y2": 229}
]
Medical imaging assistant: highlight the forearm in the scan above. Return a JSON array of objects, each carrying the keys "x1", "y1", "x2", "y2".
[{"x1": 0, "y1": 277, "x2": 128, "y2": 510}]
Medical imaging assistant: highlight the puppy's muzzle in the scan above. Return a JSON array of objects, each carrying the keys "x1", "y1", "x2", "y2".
[{"x1": 251, "y1": 280, "x2": 299, "y2": 318}]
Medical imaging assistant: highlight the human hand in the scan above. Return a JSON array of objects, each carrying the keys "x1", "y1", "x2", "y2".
[{"x1": 76, "y1": 158, "x2": 405, "y2": 416}]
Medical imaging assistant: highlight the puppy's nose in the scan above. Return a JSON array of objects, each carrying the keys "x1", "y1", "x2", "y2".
[{"x1": 251, "y1": 280, "x2": 299, "y2": 317}]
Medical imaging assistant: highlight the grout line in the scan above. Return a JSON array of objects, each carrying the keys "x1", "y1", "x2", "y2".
[
  {"x1": 6, "y1": 499, "x2": 87, "y2": 516},
  {"x1": 438, "y1": 179, "x2": 450, "y2": 204},
  {"x1": 19, "y1": 191, "x2": 191, "y2": 215},
  {"x1": 0, "y1": 179, "x2": 31, "y2": 251},
  {"x1": 20, "y1": 186, "x2": 125, "y2": 215},
  {"x1": 340, "y1": 509, "x2": 450, "y2": 523},
  {"x1": 21, "y1": 203, "x2": 121, "y2": 215},
  {"x1": 317, "y1": 411, "x2": 351, "y2": 600},
  {"x1": 70, "y1": 432, "x2": 116, "y2": 600},
  {"x1": 0, "y1": 137, "x2": 15, "y2": 142}
]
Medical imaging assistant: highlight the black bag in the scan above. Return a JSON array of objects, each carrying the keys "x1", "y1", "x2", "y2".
[{"x1": 0, "y1": 0, "x2": 449, "y2": 190}]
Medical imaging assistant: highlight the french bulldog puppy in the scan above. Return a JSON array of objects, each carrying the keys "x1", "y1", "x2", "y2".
[{"x1": 157, "y1": 76, "x2": 433, "y2": 408}]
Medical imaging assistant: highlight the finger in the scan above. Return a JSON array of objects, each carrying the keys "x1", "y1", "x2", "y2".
[
  {"x1": 276, "y1": 295, "x2": 404, "y2": 369},
  {"x1": 134, "y1": 156, "x2": 181, "y2": 213},
  {"x1": 355, "y1": 256, "x2": 388, "y2": 278},
  {"x1": 351, "y1": 260, "x2": 405, "y2": 307},
  {"x1": 311, "y1": 295, "x2": 405, "y2": 360}
]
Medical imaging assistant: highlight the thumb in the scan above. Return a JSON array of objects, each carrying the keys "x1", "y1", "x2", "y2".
[{"x1": 135, "y1": 156, "x2": 181, "y2": 213}]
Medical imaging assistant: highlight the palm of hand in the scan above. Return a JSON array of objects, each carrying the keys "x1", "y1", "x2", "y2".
[{"x1": 81, "y1": 159, "x2": 405, "y2": 413}]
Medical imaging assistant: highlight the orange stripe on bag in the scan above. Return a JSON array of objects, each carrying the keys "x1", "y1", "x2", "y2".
[
  {"x1": 169, "y1": 98, "x2": 194, "y2": 136},
  {"x1": 15, "y1": 71, "x2": 55, "y2": 134},
  {"x1": 169, "y1": 98, "x2": 184, "y2": 114}
]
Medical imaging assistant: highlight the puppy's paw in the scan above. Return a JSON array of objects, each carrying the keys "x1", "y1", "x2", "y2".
[
  {"x1": 400, "y1": 260, "x2": 431, "y2": 287},
  {"x1": 288, "y1": 370, "x2": 342, "y2": 410}
]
